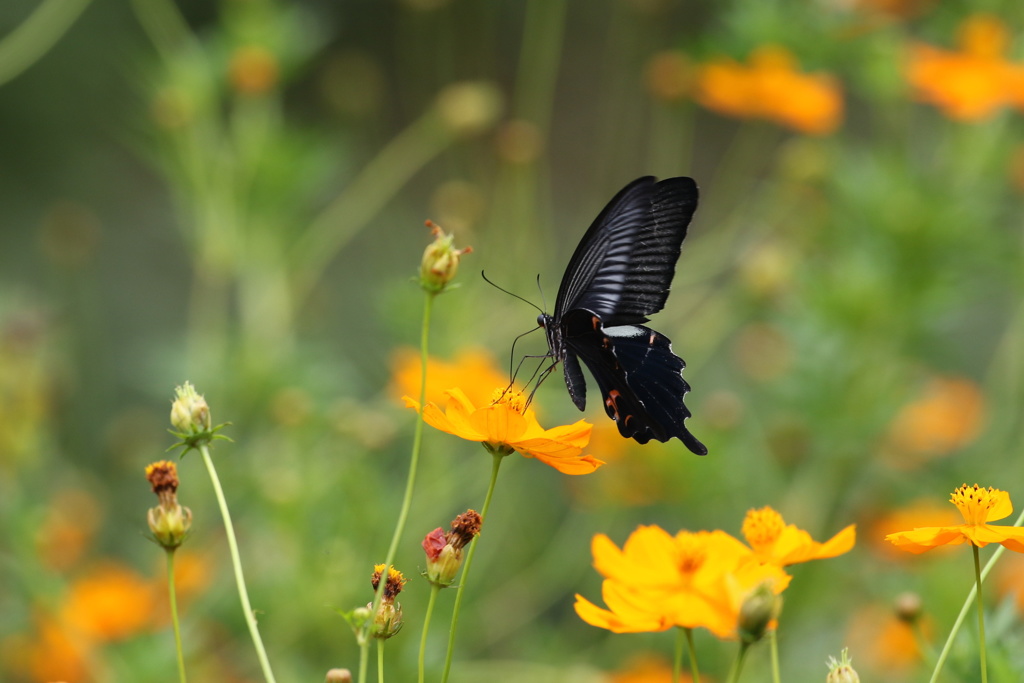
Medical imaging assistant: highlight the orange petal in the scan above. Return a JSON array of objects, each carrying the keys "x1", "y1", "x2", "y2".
[
  {"x1": 985, "y1": 489, "x2": 1013, "y2": 523},
  {"x1": 886, "y1": 526, "x2": 969, "y2": 553}
]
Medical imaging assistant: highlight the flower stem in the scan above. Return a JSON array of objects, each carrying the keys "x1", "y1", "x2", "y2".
[
  {"x1": 199, "y1": 443, "x2": 277, "y2": 683},
  {"x1": 769, "y1": 629, "x2": 780, "y2": 683},
  {"x1": 440, "y1": 451, "x2": 505, "y2": 683},
  {"x1": 725, "y1": 641, "x2": 750, "y2": 683},
  {"x1": 674, "y1": 627, "x2": 698, "y2": 683},
  {"x1": 377, "y1": 639, "x2": 385, "y2": 683},
  {"x1": 360, "y1": 290, "x2": 434, "y2": 683},
  {"x1": 166, "y1": 549, "x2": 188, "y2": 683},
  {"x1": 973, "y1": 544, "x2": 988, "y2": 683},
  {"x1": 418, "y1": 584, "x2": 441, "y2": 683},
  {"x1": 928, "y1": 506, "x2": 1024, "y2": 683},
  {"x1": 0, "y1": 0, "x2": 92, "y2": 88}
]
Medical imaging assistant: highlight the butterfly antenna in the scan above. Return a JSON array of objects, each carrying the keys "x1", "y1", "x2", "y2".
[
  {"x1": 535, "y1": 274, "x2": 548, "y2": 314},
  {"x1": 481, "y1": 271, "x2": 544, "y2": 314}
]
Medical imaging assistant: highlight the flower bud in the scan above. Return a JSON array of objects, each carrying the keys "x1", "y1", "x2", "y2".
[
  {"x1": 145, "y1": 460, "x2": 192, "y2": 550},
  {"x1": 370, "y1": 564, "x2": 407, "y2": 639},
  {"x1": 894, "y1": 591, "x2": 922, "y2": 623},
  {"x1": 419, "y1": 220, "x2": 472, "y2": 293},
  {"x1": 422, "y1": 510, "x2": 482, "y2": 587},
  {"x1": 325, "y1": 668, "x2": 353, "y2": 683},
  {"x1": 738, "y1": 581, "x2": 781, "y2": 644},
  {"x1": 170, "y1": 382, "x2": 211, "y2": 433},
  {"x1": 826, "y1": 648, "x2": 860, "y2": 683}
]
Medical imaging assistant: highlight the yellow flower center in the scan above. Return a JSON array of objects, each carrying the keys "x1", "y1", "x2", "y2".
[
  {"x1": 676, "y1": 534, "x2": 710, "y2": 575},
  {"x1": 741, "y1": 506, "x2": 785, "y2": 550},
  {"x1": 950, "y1": 483, "x2": 1000, "y2": 525},
  {"x1": 490, "y1": 387, "x2": 527, "y2": 414}
]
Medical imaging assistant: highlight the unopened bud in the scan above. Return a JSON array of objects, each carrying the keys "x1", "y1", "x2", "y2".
[
  {"x1": 325, "y1": 668, "x2": 353, "y2": 683},
  {"x1": 738, "y1": 582, "x2": 781, "y2": 644},
  {"x1": 419, "y1": 220, "x2": 471, "y2": 293},
  {"x1": 826, "y1": 648, "x2": 859, "y2": 683},
  {"x1": 422, "y1": 510, "x2": 482, "y2": 587},
  {"x1": 170, "y1": 382, "x2": 211, "y2": 433}
]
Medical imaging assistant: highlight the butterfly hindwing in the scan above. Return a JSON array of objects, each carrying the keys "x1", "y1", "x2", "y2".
[{"x1": 560, "y1": 309, "x2": 707, "y2": 453}]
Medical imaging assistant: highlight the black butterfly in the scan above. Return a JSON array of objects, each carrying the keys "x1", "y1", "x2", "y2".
[{"x1": 537, "y1": 176, "x2": 706, "y2": 455}]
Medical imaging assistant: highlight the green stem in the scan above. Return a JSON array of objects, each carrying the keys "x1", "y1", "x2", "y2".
[
  {"x1": 683, "y1": 627, "x2": 699, "y2": 683},
  {"x1": 440, "y1": 451, "x2": 505, "y2": 683},
  {"x1": 0, "y1": 0, "x2": 93, "y2": 87},
  {"x1": 166, "y1": 550, "x2": 188, "y2": 683},
  {"x1": 291, "y1": 114, "x2": 454, "y2": 305},
  {"x1": 769, "y1": 629, "x2": 780, "y2": 683},
  {"x1": 973, "y1": 545, "x2": 988, "y2": 683},
  {"x1": 377, "y1": 639, "x2": 385, "y2": 683},
  {"x1": 128, "y1": 0, "x2": 199, "y2": 62},
  {"x1": 360, "y1": 290, "x2": 435, "y2": 683},
  {"x1": 199, "y1": 444, "x2": 277, "y2": 683},
  {"x1": 418, "y1": 584, "x2": 441, "y2": 683},
  {"x1": 725, "y1": 641, "x2": 750, "y2": 683},
  {"x1": 928, "y1": 506, "x2": 1024, "y2": 683}
]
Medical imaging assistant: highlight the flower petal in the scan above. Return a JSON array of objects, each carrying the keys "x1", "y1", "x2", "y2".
[{"x1": 886, "y1": 526, "x2": 969, "y2": 553}]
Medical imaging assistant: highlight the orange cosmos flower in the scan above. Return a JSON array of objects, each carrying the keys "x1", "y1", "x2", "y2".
[
  {"x1": 696, "y1": 46, "x2": 843, "y2": 135},
  {"x1": 886, "y1": 484, "x2": 1024, "y2": 554},
  {"x1": 61, "y1": 561, "x2": 157, "y2": 641},
  {"x1": 866, "y1": 498, "x2": 962, "y2": 560},
  {"x1": 906, "y1": 14, "x2": 1024, "y2": 121},
  {"x1": 574, "y1": 525, "x2": 790, "y2": 639},
  {"x1": 883, "y1": 375, "x2": 985, "y2": 464},
  {"x1": 391, "y1": 347, "x2": 508, "y2": 408},
  {"x1": 405, "y1": 387, "x2": 602, "y2": 474},
  {"x1": 741, "y1": 506, "x2": 856, "y2": 566}
]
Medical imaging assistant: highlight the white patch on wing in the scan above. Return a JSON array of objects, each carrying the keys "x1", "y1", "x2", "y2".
[{"x1": 603, "y1": 325, "x2": 645, "y2": 338}]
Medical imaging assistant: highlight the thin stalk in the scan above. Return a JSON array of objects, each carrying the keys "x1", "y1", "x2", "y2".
[
  {"x1": 360, "y1": 290, "x2": 435, "y2": 683},
  {"x1": 725, "y1": 641, "x2": 750, "y2": 683},
  {"x1": 973, "y1": 545, "x2": 988, "y2": 683},
  {"x1": 291, "y1": 115, "x2": 454, "y2": 304},
  {"x1": 199, "y1": 444, "x2": 277, "y2": 683},
  {"x1": 0, "y1": 0, "x2": 93, "y2": 87},
  {"x1": 683, "y1": 627, "x2": 699, "y2": 683},
  {"x1": 377, "y1": 640, "x2": 385, "y2": 683},
  {"x1": 166, "y1": 550, "x2": 188, "y2": 683},
  {"x1": 440, "y1": 451, "x2": 505, "y2": 683},
  {"x1": 769, "y1": 629, "x2": 780, "y2": 683},
  {"x1": 418, "y1": 584, "x2": 441, "y2": 683},
  {"x1": 928, "y1": 505, "x2": 1024, "y2": 683}
]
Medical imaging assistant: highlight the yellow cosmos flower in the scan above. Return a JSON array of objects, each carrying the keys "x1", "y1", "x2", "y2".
[
  {"x1": 574, "y1": 525, "x2": 790, "y2": 639},
  {"x1": 741, "y1": 506, "x2": 856, "y2": 566},
  {"x1": 886, "y1": 484, "x2": 1024, "y2": 554},
  {"x1": 404, "y1": 387, "x2": 602, "y2": 474}
]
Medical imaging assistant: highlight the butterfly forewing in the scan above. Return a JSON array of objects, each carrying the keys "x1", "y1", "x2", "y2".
[
  {"x1": 545, "y1": 176, "x2": 706, "y2": 454},
  {"x1": 553, "y1": 176, "x2": 698, "y2": 325}
]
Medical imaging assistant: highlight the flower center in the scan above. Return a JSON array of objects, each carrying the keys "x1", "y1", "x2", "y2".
[
  {"x1": 741, "y1": 506, "x2": 785, "y2": 550},
  {"x1": 676, "y1": 534, "x2": 709, "y2": 575},
  {"x1": 950, "y1": 483, "x2": 999, "y2": 525},
  {"x1": 490, "y1": 387, "x2": 527, "y2": 414}
]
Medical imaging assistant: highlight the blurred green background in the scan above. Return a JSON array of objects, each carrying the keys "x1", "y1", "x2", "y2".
[{"x1": 4, "y1": 0, "x2": 1024, "y2": 681}]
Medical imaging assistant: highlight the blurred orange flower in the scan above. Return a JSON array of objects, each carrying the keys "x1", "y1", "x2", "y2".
[
  {"x1": 405, "y1": 387, "x2": 602, "y2": 474},
  {"x1": 35, "y1": 488, "x2": 103, "y2": 572},
  {"x1": 866, "y1": 498, "x2": 962, "y2": 560},
  {"x1": 574, "y1": 525, "x2": 790, "y2": 639},
  {"x1": 884, "y1": 375, "x2": 985, "y2": 464},
  {"x1": 20, "y1": 615, "x2": 92, "y2": 682},
  {"x1": 741, "y1": 506, "x2": 856, "y2": 566},
  {"x1": 846, "y1": 602, "x2": 927, "y2": 674},
  {"x1": 61, "y1": 562, "x2": 157, "y2": 641},
  {"x1": 696, "y1": 46, "x2": 843, "y2": 135},
  {"x1": 906, "y1": 14, "x2": 1024, "y2": 121},
  {"x1": 609, "y1": 653, "x2": 695, "y2": 683},
  {"x1": 886, "y1": 484, "x2": 1024, "y2": 554},
  {"x1": 391, "y1": 347, "x2": 509, "y2": 408}
]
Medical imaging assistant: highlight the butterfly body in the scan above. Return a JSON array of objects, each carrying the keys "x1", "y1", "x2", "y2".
[{"x1": 538, "y1": 176, "x2": 706, "y2": 455}]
